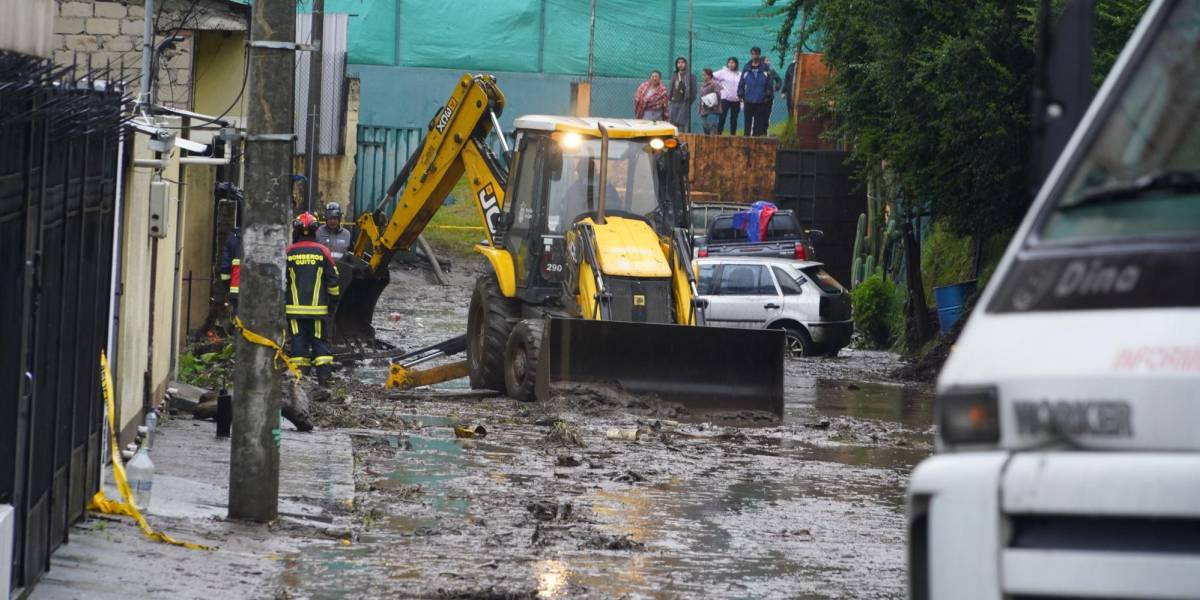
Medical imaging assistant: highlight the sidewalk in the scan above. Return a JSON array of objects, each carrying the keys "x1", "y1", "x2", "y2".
[{"x1": 30, "y1": 411, "x2": 354, "y2": 600}]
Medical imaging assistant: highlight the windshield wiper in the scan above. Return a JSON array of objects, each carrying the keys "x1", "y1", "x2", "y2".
[{"x1": 1061, "y1": 169, "x2": 1200, "y2": 211}]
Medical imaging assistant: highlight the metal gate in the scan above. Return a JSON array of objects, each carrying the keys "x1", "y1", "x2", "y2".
[
  {"x1": 0, "y1": 51, "x2": 125, "y2": 594},
  {"x1": 352, "y1": 124, "x2": 514, "y2": 219},
  {"x1": 353, "y1": 125, "x2": 424, "y2": 218}
]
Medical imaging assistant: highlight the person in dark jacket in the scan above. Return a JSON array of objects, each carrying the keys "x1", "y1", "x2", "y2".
[
  {"x1": 219, "y1": 229, "x2": 242, "y2": 315},
  {"x1": 782, "y1": 50, "x2": 800, "y2": 119},
  {"x1": 286, "y1": 212, "x2": 341, "y2": 386},
  {"x1": 737, "y1": 47, "x2": 778, "y2": 136},
  {"x1": 668, "y1": 57, "x2": 697, "y2": 133}
]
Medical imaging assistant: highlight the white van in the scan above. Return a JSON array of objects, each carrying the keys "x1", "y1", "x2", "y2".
[{"x1": 906, "y1": 1, "x2": 1200, "y2": 598}]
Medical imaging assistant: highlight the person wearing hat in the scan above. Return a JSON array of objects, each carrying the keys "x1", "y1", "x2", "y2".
[
  {"x1": 316, "y1": 201, "x2": 352, "y2": 260},
  {"x1": 287, "y1": 212, "x2": 341, "y2": 387}
]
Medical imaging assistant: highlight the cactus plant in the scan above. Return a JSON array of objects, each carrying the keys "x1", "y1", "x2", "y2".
[{"x1": 851, "y1": 256, "x2": 864, "y2": 288}]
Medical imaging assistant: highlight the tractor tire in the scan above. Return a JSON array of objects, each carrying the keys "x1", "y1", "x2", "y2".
[
  {"x1": 467, "y1": 273, "x2": 519, "y2": 391},
  {"x1": 504, "y1": 319, "x2": 544, "y2": 402}
]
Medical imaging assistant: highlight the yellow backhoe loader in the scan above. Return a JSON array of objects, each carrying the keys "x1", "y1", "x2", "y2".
[{"x1": 336, "y1": 73, "x2": 783, "y2": 417}]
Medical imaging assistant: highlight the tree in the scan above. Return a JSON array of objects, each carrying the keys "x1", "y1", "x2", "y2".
[{"x1": 765, "y1": 0, "x2": 1148, "y2": 240}]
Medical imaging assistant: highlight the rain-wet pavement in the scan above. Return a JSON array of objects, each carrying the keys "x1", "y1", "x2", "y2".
[{"x1": 283, "y1": 262, "x2": 933, "y2": 599}]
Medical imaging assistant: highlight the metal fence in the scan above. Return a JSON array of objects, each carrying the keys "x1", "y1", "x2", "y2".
[
  {"x1": 0, "y1": 51, "x2": 125, "y2": 594},
  {"x1": 353, "y1": 125, "x2": 514, "y2": 219}
]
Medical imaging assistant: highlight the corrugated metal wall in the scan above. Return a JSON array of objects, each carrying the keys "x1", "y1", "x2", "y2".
[{"x1": 295, "y1": 12, "x2": 349, "y2": 155}]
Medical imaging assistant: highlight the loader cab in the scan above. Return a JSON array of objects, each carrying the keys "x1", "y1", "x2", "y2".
[{"x1": 498, "y1": 116, "x2": 690, "y2": 304}]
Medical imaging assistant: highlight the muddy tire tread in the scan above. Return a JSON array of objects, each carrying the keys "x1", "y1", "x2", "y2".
[
  {"x1": 468, "y1": 274, "x2": 519, "y2": 391},
  {"x1": 504, "y1": 319, "x2": 544, "y2": 402}
]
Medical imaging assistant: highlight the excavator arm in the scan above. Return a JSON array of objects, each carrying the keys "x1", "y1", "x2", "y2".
[
  {"x1": 356, "y1": 73, "x2": 509, "y2": 269},
  {"x1": 336, "y1": 74, "x2": 512, "y2": 343}
]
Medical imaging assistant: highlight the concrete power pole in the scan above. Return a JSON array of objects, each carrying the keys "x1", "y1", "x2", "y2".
[
  {"x1": 229, "y1": 0, "x2": 295, "y2": 522},
  {"x1": 304, "y1": 0, "x2": 324, "y2": 212}
]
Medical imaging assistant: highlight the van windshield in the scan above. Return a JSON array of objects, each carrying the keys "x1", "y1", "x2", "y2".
[{"x1": 1040, "y1": 1, "x2": 1200, "y2": 243}]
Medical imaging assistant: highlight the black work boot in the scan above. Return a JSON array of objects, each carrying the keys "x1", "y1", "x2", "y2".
[{"x1": 316, "y1": 365, "x2": 333, "y2": 387}]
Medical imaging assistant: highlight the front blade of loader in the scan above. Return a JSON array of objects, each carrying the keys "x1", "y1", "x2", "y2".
[
  {"x1": 331, "y1": 259, "x2": 390, "y2": 346},
  {"x1": 536, "y1": 318, "x2": 784, "y2": 420}
]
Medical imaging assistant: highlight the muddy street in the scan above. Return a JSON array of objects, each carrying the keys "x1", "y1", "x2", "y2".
[{"x1": 285, "y1": 261, "x2": 932, "y2": 599}]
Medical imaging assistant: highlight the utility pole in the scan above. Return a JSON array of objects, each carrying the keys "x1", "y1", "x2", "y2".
[
  {"x1": 138, "y1": 0, "x2": 154, "y2": 109},
  {"x1": 304, "y1": 0, "x2": 324, "y2": 212},
  {"x1": 230, "y1": 0, "x2": 295, "y2": 522}
]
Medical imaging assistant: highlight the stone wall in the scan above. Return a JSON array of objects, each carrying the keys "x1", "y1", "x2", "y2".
[{"x1": 51, "y1": 0, "x2": 246, "y2": 109}]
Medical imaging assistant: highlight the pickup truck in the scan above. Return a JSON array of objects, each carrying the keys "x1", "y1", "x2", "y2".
[{"x1": 694, "y1": 209, "x2": 821, "y2": 261}]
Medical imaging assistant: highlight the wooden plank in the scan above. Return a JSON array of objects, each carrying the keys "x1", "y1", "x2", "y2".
[{"x1": 679, "y1": 133, "x2": 777, "y2": 203}]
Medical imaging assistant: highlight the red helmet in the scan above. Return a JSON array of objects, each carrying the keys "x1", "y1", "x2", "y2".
[{"x1": 293, "y1": 212, "x2": 318, "y2": 236}]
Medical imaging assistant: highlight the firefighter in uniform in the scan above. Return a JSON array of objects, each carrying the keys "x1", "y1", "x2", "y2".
[
  {"x1": 219, "y1": 228, "x2": 242, "y2": 315},
  {"x1": 286, "y1": 212, "x2": 340, "y2": 385}
]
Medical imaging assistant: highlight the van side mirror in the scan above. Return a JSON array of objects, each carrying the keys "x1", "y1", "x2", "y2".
[{"x1": 807, "y1": 229, "x2": 824, "y2": 243}]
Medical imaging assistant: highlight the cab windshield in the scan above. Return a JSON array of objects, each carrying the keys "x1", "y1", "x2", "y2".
[
  {"x1": 545, "y1": 138, "x2": 661, "y2": 233},
  {"x1": 1040, "y1": 1, "x2": 1200, "y2": 243}
]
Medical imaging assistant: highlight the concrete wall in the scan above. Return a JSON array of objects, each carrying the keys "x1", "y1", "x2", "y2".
[
  {"x1": 352, "y1": 65, "x2": 573, "y2": 131},
  {"x1": 1, "y1": 0, "x2": 54, "y2": 56},
  {"x1": 180, "y1": 165, "x2": 216, "y2": 336},
  {"x1": 193, "y1": 29, "x2": 247, "y2": 124},
  {"x1": 51, "y1": 0, "x2": 247, "y2": 109},
  {"x1": 293, "y1": 78, "x2": 360, "y2": 211},
  {"x1": 115, "y1": 129, "x2": 184, "y2": 440}
]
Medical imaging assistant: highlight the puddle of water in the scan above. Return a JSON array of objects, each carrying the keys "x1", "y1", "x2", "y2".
[{"x1": 786, "y1": 377, "x2": 933, "y2": 429}]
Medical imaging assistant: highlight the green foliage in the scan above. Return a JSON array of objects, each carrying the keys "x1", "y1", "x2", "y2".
[
  {"x1": 769, "y1": 117, "x2": 807, "y2": 149},
  {"x1": 422, "y1": 176, "x2": 489, "y2": 262},
  {"x1": 178, "y1": 343, "x2": 234, "y2": 390},
  {"x1": 850, "y1": 273, "x2": 899, "y2": 349},
  {"x1": 920, "y1": 222, "x2": 975, "y2": 305},
  {"x1": 765, "y1": 0, "x2": 1147, "y2": 239}
]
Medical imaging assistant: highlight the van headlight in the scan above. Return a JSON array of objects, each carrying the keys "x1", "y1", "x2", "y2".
[{"x1": 938, "y1": 387, "x2": 999, "y2": 445}]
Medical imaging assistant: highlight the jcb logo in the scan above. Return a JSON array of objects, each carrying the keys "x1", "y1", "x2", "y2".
[
  {"x1": 477, "y1": 183, "x2": 501, "y2": 239},
  {"x1": 435, "y1": 99, "x2": 457, "y2": 133}
]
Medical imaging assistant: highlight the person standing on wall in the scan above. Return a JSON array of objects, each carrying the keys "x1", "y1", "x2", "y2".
[
  {"x1": 668, "y1": 56, "x2": 697, "y2": 133},
  {"x1": 782, "y1": 50, "x2": 800, "y2": 119},
  {"x1": 698, "y1": 68, "x2": 722, "y2": 135},
  {"x1": 634, "y1": 70, "x2": 669, "y2": 120},
  {"x1": 738, "y1": 47, "x2": 776, "y2": 137},
  {"x1": 762, "y1": 55, "x2": 783, "y2": 122},
  {"x1": 713, "y1": 57, "x2": 741, "y2": 135}
]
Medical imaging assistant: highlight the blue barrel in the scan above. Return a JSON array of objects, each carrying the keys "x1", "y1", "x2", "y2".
[{"x1": 934, "y1": 280, "x2": 977, "y2": 334}]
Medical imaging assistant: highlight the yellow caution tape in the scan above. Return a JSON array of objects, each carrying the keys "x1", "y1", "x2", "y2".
[
  {"x1": 88, "y1": 352, "x2": 214, "y2": 551},
  {"x1": 234, "y1": 316, "x2": 302, "y2": 382}
]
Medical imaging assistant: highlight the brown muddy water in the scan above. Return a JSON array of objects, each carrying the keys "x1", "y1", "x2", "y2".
[{"x1": 281, "y1": 264, "x2": 934, "y2": 599}]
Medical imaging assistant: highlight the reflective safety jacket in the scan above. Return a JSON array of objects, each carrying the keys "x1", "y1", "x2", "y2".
[
  {"x1": 219, "y1": 229, "x2": 242, "y2": 295},
  {"x1": 285, "y1": 241, "x2": 340, "y2": 317}
]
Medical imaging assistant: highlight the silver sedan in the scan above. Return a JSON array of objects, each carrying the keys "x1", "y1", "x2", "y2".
[{"x1": 696, "y1": 256, "x2": 852, "y2": 357}]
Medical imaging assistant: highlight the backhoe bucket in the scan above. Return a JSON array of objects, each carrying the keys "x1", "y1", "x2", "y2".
[
  {"x1": 331, "y1": 256, "x2": 389, "y2": 346},
  {"x1": 536, "y1": 318, "x2": 785, "y2": 420}
]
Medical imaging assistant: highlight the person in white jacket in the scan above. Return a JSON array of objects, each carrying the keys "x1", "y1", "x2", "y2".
[{"x1": 711, "y1": 57, "x2": 742, "y2": 135}]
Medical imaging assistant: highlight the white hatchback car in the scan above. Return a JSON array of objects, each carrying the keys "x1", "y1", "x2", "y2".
[{"x1": 697, "y1": 256, "x2": 852, "y2": 357}]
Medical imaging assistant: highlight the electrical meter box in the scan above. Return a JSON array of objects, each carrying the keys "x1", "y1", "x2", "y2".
[{"x1": 149, "y1": 179, "x2": 171, "y2": 238}]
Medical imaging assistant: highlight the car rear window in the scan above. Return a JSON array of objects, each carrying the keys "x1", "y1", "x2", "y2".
[
  {"x1": 707, "y1": 216, "x2": 742, "y2": 242},
  {"x1": 707, "y1": 212, "x2": 801, "y2": 242},
  {"x1": 802, "y1": 267, "x2": 845, "y2": 293},
  {"x1": 765, "y1": 214, "x2": 801, "y2": 241}
]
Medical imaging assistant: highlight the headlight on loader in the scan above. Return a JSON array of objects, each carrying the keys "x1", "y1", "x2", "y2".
[{"x1": 938, "y1": 387, "x2": 999, "y2": 445}]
